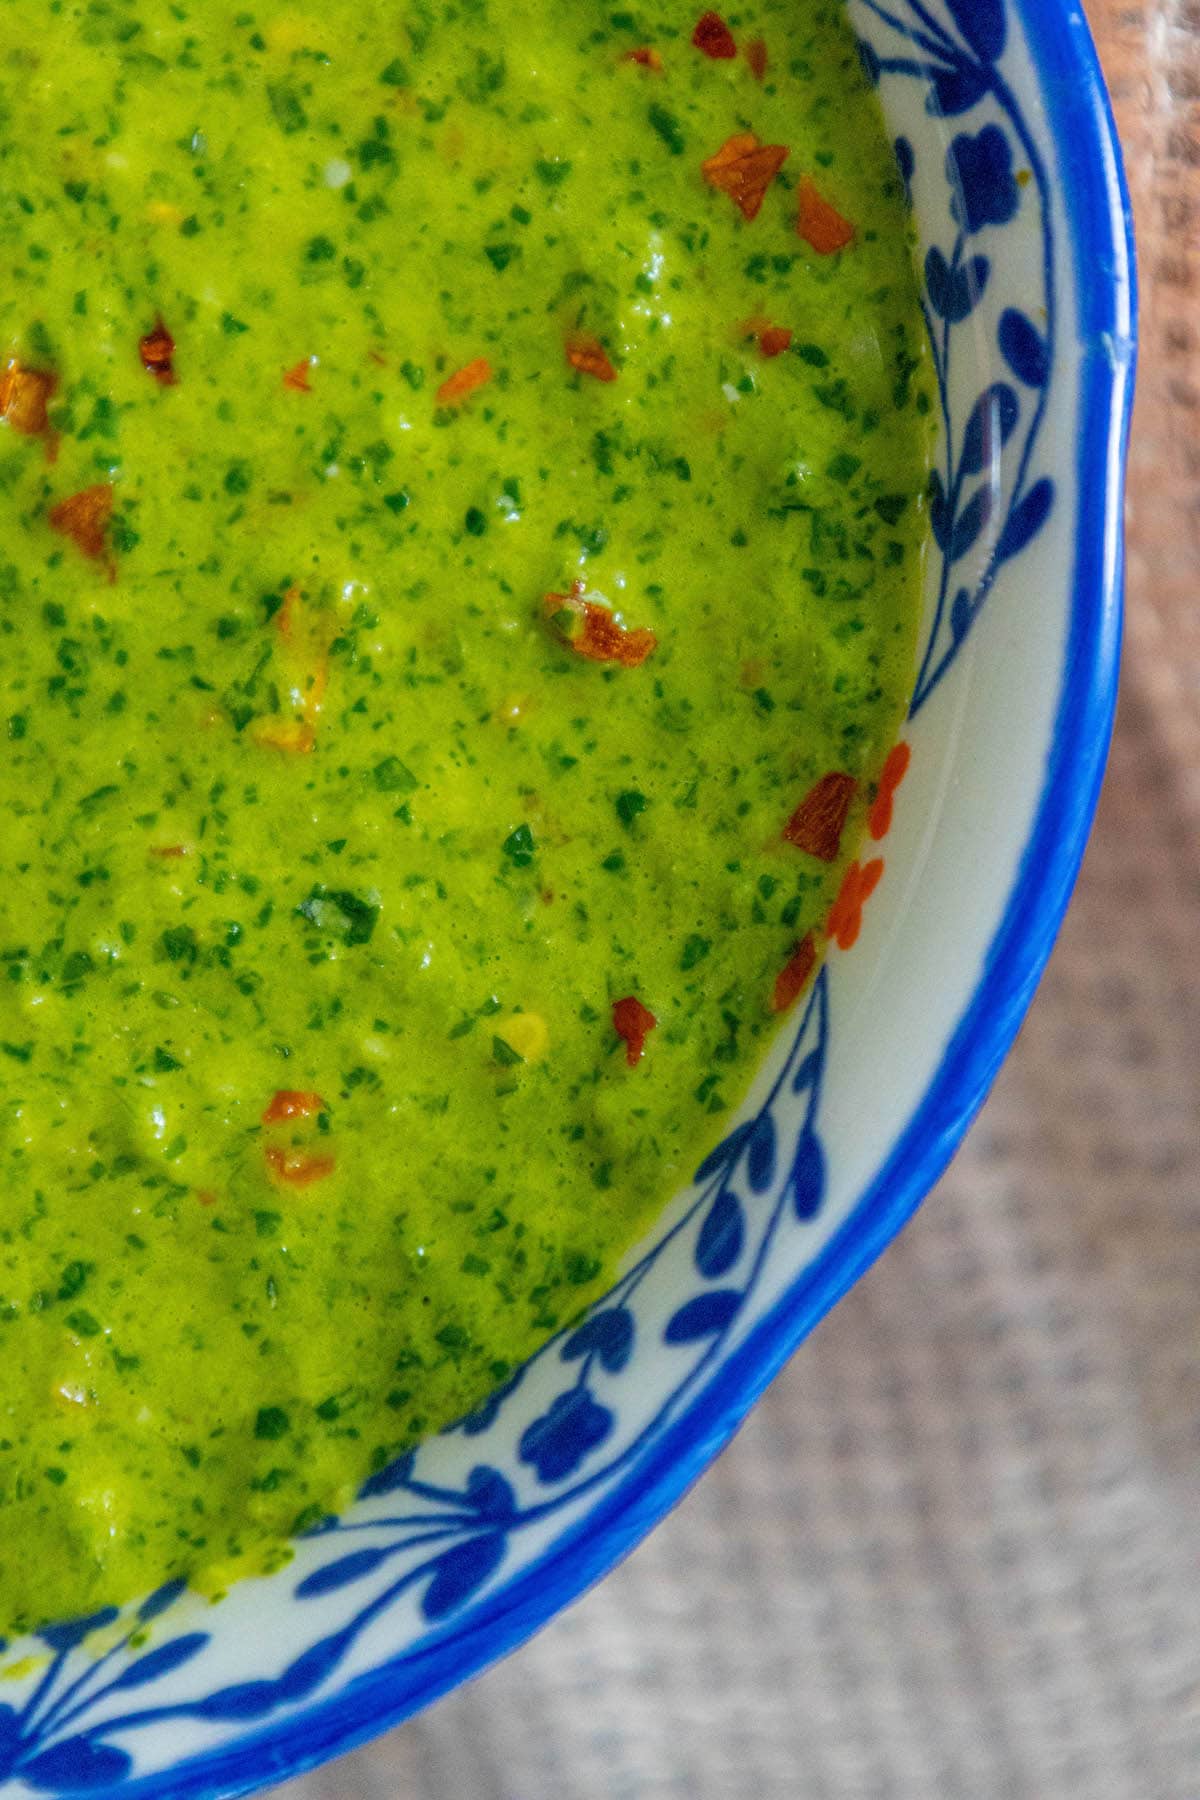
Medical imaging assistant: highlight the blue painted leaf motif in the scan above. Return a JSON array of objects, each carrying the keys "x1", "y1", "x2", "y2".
[
  {"x1": 857, "y1": 36, "x2": 881, "y2": 86},
  {"x1": 0, "y1": 1705, "x2": 21, "y2": 1778},
  {"x1": 953, "y1": 254, "x2": 991, "y2": 324},
  {"x1": 106, "y1": 1631, "x2": 209, "y2": 1691},
  {"x1": 280, "y1": 1627, "x2": 353, "y2": 1699},
  {"x1": 949, "y1": 485, "x2": 993, "y2": 562},
  {"x1": 695, "y1": 1188, "x2": 744, "y2": 1279},
  {"x1": 421, "y1": 1530, "x2": 507, "y2": 1622},
  {"x1": 792, "y1": 1049, "x2": 822, "y2": 1097},
  {"x1": 20, "y1": 1739, "x2": 134, "y2": 1791},
  {"x1": 746, "y1": 1115, "x2": 777, "y2": 1194},
  {"x1": 998, "y1": 308, "x2": 1049, "y2": 387},
  {"x1": 928, "y1": 467, "x2": 952, "y2": 551},
  {"x1": 925, "y1": 247, "x2": 990, "y2": 324},
  {"x1": 137, "y1": 1578, "x2": 188, "y2": 1624},
  {"x1": 924, "y1": 245, "x2": 954, "y2": 321},
  {"x1": 694, "y1": 1119, "x2": 752, "y2": 1184},
  {"x1": 194, "y1": 1679, "x2": 282, "y2": 1721},
  {"x1": 946, "y1": 0, "x2": 1006, "y2": 63},
  {"x1": 996, "y1": 477, "x2": 1055, "y2": 561},
  {"x1": 39, "y1": 1610, "x2": 119, "y2": 1654},
  {"x1": 465, "y1": 1464, "x2": 516, "y2": 1519},
  {"x1": 926, "y1": 59, "x2": 989, "y2": 118},
  {"x1": 791, "y1": 1131, "x2": 826, "y2": 1221},
  {"x1": 664, "y1": 1289, "x2": 742, "y2": 1343},
  {"x1": 894, "y1": 136, "x2": 915, "y2": 207},
  {"x1": 519, "y1": 1389, "x2": 614, "y2": 1482},
  {"x1": 960, "y1": 382, "x2": 1020, "y2": 477},
  {"x1": 357, "y1": 1448, "x2": 415, "y2": 1499},
  {"x1": 295, "y1": 1545, "x2": 391, "y2": 1600},
  {"x1": 950, "y1": 587, "x2": 973, "y2": 643},
  {"x1": 947, "y1": 126, "x2": 1018, "y2": 232},
  {"x1": 562, "y1": 1307, "x2": 634, "y2": 1374}
]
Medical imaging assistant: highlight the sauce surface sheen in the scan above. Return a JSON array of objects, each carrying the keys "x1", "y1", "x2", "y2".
[{"x1": 0, "y1": 0, "x2": 930, "y2": 1631}]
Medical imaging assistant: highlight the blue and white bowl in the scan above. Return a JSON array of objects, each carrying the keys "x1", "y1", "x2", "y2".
[{"x1": 0, "y1": 4, "x2": 1134, "y2": 1794}]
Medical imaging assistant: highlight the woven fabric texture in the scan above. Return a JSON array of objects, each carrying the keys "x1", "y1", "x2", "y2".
[{"x1": 280, "y1": 8, "x2": 1200, "y2": 1794}]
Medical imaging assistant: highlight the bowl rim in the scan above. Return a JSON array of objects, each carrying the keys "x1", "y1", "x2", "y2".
[{"x1": 113, "y1": 7, "x2": 1136, "y2": 1795}]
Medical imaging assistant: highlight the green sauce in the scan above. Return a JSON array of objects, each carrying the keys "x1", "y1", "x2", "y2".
[{"x1": 0, "y1": 0, "x2": 930, "y2": 1631}]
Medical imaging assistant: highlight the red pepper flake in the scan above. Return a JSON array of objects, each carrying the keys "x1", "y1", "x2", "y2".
[
  {"x1": 771, "y1": 933, "x2": 817, "y2": 1014},
  {"x1": 263, "y1": 1089, "x2": 326, "y2": 1124},
  {"x1": 702, "y1": 132, "x2": 790, "y2": 222},
  {"x1": 149, "y1": 844, "x2": 189, "y2": 859},
  {"x1": 283, "y1": 358, "x2": 313, "y2": 393},
  {"x1": 746, "y1": 36, "x2": 768, "y2": 80},
  {"x1": 623, "y1": 45, "x2": 663, "y2": 71},
  {"x1": 613, "y1": 995, "x2": 657, "y2": 1067},
  {"x1": 48, "y1": 483, "x2": 114, "y2": 569},
  {"x1": 827, "y1": 858, "x2": 884, "y2": 952},
  {"x1": 544, "y1": 585, "x2": 657, "y2": 669},
  {"x1": 138, "y1": 319, "x2": 178, "y2": 385},
  {"x1": 783, "y1": 771, "x2": 857, "y2": 862},
  {"x1": 797, "y1": 175, "x2": 855, "y2": 254},
  {"x1": 265, "y1": 1146, "x2": 336, "y2": 1187},
  {"x1": 195, "y1": 1189, "x2": 218, "y2": 1208},
  {"x1": 436, "y1": 356, "x2": 493, "y2": 407},
  {"x1": 868, "y1": 741, "x2": 912, "y2": 841},
  {"x1": 758, "y1": 324, "x2": 792, "y2": 358},
  {"x1": 0, "y1": 359, "x2": 57, "y2": 440},
  {"x1": 692, "y1": 10, "x2": 737, "y2": 58},
  {"x1": 565, "y1": 332, "x2": 618, "y2": 383}
]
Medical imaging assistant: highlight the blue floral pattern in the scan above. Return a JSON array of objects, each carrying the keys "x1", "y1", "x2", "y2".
[
  {"x1": 857, "y1": 0, "x2": 1057, "y2": 711},
  {"x1": 0, "y1": 6, "x2": 1065, "y2": 1792}
]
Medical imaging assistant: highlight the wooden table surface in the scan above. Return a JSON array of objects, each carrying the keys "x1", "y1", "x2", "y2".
[{"x1": 1087, "y1": 1, "x2": 1200, "y2": 810}]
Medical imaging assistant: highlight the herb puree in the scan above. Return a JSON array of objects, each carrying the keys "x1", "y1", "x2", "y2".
[{"x1": 0, "y1": 0, "x2": 930, "y2": 1631}]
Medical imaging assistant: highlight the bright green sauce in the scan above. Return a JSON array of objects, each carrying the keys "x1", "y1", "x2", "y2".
[{"x1": 0, "y1": 0, "x2": 930, "y2": 1631}]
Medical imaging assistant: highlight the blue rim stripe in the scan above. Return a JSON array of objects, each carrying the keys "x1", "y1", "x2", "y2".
[{"x1": 108, "y1": 8, "x2": 1136, "y2": 1795}]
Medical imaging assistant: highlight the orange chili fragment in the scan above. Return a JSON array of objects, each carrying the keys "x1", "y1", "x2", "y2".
[
  {"x1": 701, "y1": 133, "x2": 790, "y2": 223},
  {"x1": 195, "y1": 1189, "x2": 218, "y2": 1209},
  {"x1": 565, "y1": 333, "x2": 618, "y2": 383},
  {"x1": 692, "y1": 10, "x2": 737, "y2": 57},
  {"x1": 0, "y1": 360, "x2": 57, "y2": 439},
  {"x1": 265, "y1": 1146, "x2": 336, "y2": 1187},
  {"x1": 252, "y1": 717, "x2": 316, "y2": 755},
  {"x1": 758, "y1": 325, "x2": 792, "y2": 358},
  {"x1": 138, "y1": 319, "x2": 178, "y2": 385},
  {"x1": 868, "y1": 741, "x2": 912, "y2": 841},
  {"x1": 48, "y1": 484, "x2": 114, "y2": 568},
  {"x1": 149, "y1": 844, "x2": 188, "y2": 859},
  {"x1": 746, "y1": 36, "x2": 769, "y2": 80},
  {"x1": 251, "y1": 586, "x2": 330, "y2": 752},
  {"x1": 783, "y1": 772, "x2": 857, "y2": 862},
  {"x1": 826, "y1": 859, "x2": 884, "y2": 952},
  {"x1": 623, "y1": 45, "x2": 663, "y2": 71},
  {"x1": 613, "y1": 995, "x2": 657, "y2": 1067},
  {"x1": 771, "y1": 933, "x2": 817, "y2": 1014},
  {"x1": 283, "y1": 358, "x2": 313, "y2": 393},
  {"x1": 263, "y1": 1089, "x2": 326, "y2": 1124},
  {"x1": 797, "y1": 175, "x2": 855, "y2": 254},
  {"x1": 436, "y1": 356, "x2": 493, "y2": 407},
  {"x1": 544, "y1": 586, "x2": 657, "y2": 669},
  {"x1": 275, "y1": 583, "x2": 302, "y2": 639}
]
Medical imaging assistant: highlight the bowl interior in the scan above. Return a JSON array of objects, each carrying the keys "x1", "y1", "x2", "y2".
[{"x1": 0, "y1": 6, "x2": 1132, "y2": 1796}]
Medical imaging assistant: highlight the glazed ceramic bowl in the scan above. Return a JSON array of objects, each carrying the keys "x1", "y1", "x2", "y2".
[{"x1": 0, "y1": 4, "x2": 1134, "y2": 1795}]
